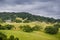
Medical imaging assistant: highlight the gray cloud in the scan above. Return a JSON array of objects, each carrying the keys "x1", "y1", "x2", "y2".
[{"x1": 0, "y1": 0, "x2": 60, "y2": 19}]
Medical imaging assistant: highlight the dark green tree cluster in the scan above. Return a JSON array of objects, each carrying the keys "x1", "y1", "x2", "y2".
[
  {"x1": 8, "y1": 35, "x2": 19, "y2": 40},
  {"x1": 0, "y1": 32, "x2": 19, "y2": 40},
  {"x1": 0, "y1": 12, "x2": 60, "y2": 23},
  {"x1": 20, "y1": 25, "x2": 33, "y2": 32},
  {"x1": 4, "y1": 24, "x2": 14, "y2": 30},
  {"x1": 20, "y1": 25, "x2": 42, "y2": 32},
  {"x1": 44, "y1": 26, "x2": 59, "y2": 34},
  {"x1": 0, "y1": 25, "x2": 5, "y2": 30},
  {"x1": 0, "y1": 24, "x2": 14, "y2": 30}
]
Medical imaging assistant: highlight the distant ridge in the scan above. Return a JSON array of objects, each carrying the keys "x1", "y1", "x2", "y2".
[{"x1": 0, "y1": 12, "x2": 60, "y2": 23}]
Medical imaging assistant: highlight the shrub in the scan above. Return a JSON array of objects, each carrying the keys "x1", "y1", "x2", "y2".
[
  {"x1": 9, "y1": 35, "x2": 15, "y2": 40},
  {"x1": 32, "y1": 25, "x2": 42, "y2": 31},
  {"x1": 0, "y1": 24, "x2": 14, "y2": 30},
  {"x1": 4, "y1": 24, "x2": 14, "y2": 30},
  {"x1": 20, "y1": 25, "x2": 33, "y2": 32},
  {"x1": 44, "y1": 26, "x2": 59, "y2": 34},
  {"x1": 9, "y1": 35, "x2": 19, "y2": 40},
  {"x1": 15, "y1": 37, "x2": 19, "y2": 40},
  {"x1": 0, "y1": 25, "x2": 6, "y2": 30},
  {"x1": 0, "y1": 26, "x2": 6, "y2": 30},
  {"x1": 0, "y1": 32, "x2": 7, "y2": 40}
]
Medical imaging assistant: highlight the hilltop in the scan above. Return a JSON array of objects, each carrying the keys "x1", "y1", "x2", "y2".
[{"x1": 0, "y1": 12, "x2": 60, "y2": 23}]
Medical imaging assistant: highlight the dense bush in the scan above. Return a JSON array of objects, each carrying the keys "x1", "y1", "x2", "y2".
[
  {"x1": 20, "y1": 25, "x2": 33, "y2": 32},
  {"x1": 0, "y1": 32, "x2": 19, "y2": 40},
  {"x1": 20, "y1": 25, "x2": 42, "y2": 32},
  {"x1": 15, "y1": 37, "x2": 19, "y2": 40},
  {"x1": 32, "y1": 25, "x2": 42, "y2": 31},
  {"x1": 9, "y1": 35, "x2": 15, "y2": 40},
  {"x1": 0, "y1": 24, "x2": 14, "y2": 30},
  {"x1": 9, "y1": 35, "x2": 19, "y2": 40},
  {"x1": 0, "y1": 25, "x2": 6, "y2": 30},
  {"x1": 0, "y1": 32, "x2": 7, "y2": 40},
  {"x1": 44, "y1": 26, "x2": 59, "y2": 34},
  {"x1": 4, "y1": 24, "x2": 14, "y2": 30}
]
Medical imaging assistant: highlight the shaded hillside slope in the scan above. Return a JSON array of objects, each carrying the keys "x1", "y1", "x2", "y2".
[
  {"x1": 0, "y1": 12, "x2": 60, "y2": 23},
  {"x1": 0, "y1": 30, "x2": 60, "y2": 40}
]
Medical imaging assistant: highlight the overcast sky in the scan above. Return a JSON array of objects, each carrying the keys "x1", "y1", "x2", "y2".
[{"x1": 0, "y1": 0, "x2": 60, "y2": 19}]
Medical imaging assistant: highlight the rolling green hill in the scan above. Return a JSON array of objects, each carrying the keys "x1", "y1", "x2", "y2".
[
  {"x1": 0, "y1": 12, "x2": 60, "y2": 23},
  {"x1": 0, "y1": 12, "x2": 60, "y2": 40},
  {"x1": 0, "y1": 30, "x2": 60, "y2": 40}
]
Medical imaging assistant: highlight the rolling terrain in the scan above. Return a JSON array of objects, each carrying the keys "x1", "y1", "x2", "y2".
[
  {"x1": 0, "y1": 30, "x2": 60, "y2": 40},
  {"x1": 0, "y1": 12, "x2": 60, "y2": 40}
]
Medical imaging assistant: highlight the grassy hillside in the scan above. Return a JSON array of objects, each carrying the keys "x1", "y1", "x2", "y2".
[
  {"x1": 0, "y1": 22, "x2": 60, "y2": 40},
  {"x1": 1, "y1": 22, "x2": 54, "y2": 27},
  {"x1": 0, "y1": 12, "x2": 60, "y2": 23},
  {"x1": 0, "y1": 12, "x2": 60, "y2": 40},
  {"x1": 1, "y1": 22, "x2": 54, "y2": 31},
  {"x1": 0, "y1": 30, "x2": 60, "y2": 40}
]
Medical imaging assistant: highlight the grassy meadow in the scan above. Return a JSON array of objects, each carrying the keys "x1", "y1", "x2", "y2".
[{"x1": 0, "y1": 22, "x2": 60, "y2": 40}]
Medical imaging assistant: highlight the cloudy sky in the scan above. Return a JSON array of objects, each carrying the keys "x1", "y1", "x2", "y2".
[{"x1": 0, "y1": 0, "x2": 60, "y2": 19}]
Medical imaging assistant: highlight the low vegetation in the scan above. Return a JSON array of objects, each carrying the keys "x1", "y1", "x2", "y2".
[
  {"x1": 0, "y1": 12, "x2": 60, "y2": 40},
  {"x1": 32, "y1": 25, "x2": 42, "y2": 31},
  {"x1": 54, "y1": 24, "x2": 60, "y2": 28},
  {"x1": 0, "y1": 32, "x2": 19, "y2": 40},
  {"x1": 44, "y1": 26, "x2": 59, "y2": 34},
  {"x1": 20, "y1": 25, "x2": 33, "y2": 32},
  {"x1": 9, "y1": 35, "x2": 19, "y2": 40},
  {"x1": 0, "y1": 12, "x2": 60, "y2": 23},
  {"x1": 0, "y1": 23, "x2": 59, "y2": 34},
  {"x1": 0, "y1": 32, "x2": 7, "y2": 40},
  {"x1": 0, "y1": 24, "x2": 14, "y2": 30}
]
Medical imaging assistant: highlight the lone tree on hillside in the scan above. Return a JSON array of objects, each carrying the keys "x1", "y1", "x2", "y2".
[
  {"x1": 9, "y1": 35, "x2": 15, "y2": 40},
  {"x1": 15, "y1": 37, "x2": 19, "y2": 40},
  {"x1": 9, "y1": 35, "x2": 19, "y2": 40},
  {"x1": 44, "y1": 26, "x2": 59, "y2": 34},
  {"x1": 4, "y1": 24, "x2": 14, "y2": 30}
]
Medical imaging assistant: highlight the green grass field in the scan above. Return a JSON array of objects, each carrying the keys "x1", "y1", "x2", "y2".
[
  {"x1": 0, "y1": 22, "x2": 60, "y2": 40},
  {"x1": 0, "y1": 30, "x2": 60, "y2": 40}
]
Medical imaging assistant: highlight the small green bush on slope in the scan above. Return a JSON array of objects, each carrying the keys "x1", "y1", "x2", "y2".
[
  {"x1": 44, "y1": 26, "x2": 59, "y2": 34},
  {"x1": 0, "y1": 24, "x2": 14, "y2": 30},
  {"x1": 4, "y1": 24, "x2": 14, "y2": 30},
  {"x1": 20, "y1": 25, "x2": 33, "y2": 32}
]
